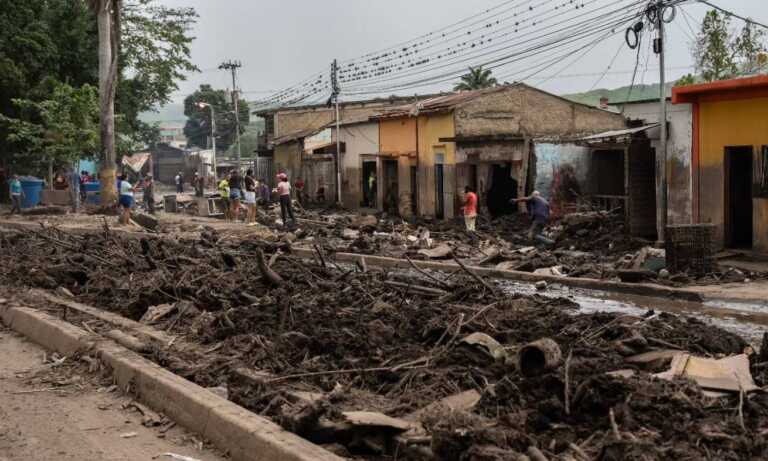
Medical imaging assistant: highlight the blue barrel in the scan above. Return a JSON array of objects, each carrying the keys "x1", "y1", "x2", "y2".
[
  {"x1": 84, "y1": 181, "x2": 101, "y2": 205},
  {"x1": 20, "y1": 179, "x2": 44, "y2": 209}
]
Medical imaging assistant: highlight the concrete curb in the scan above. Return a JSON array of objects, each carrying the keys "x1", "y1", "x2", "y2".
[
  {"x1": 0, "y1": 303, "x2": 342, "y2": 461},
  {"x1": 291, "y1": 248, "x2": 705, "y2": 302}
]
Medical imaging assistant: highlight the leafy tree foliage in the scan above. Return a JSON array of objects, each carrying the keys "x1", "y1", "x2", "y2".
[
  {"x1": 453, "y1": 66, "x2": 498, "y2": 91},
  {"x1": 694, "y1": 10, "x2": 766, "y2": 82},
  {"x1": 183, "y1": 84, "x2": 250, "y2": 152},
  {"x1": 0, "y1": 0, "x2": 197, "y2": 175}
]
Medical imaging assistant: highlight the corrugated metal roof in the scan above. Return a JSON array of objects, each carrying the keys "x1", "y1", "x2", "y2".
[
  {"x1": 375, "y1": 85, "x2": 514, "y2": 119},
  {"x1": 271, "y1": 127, "x2": 325, "y2": 146},
  {"x1": 578, "y1": 123, "x2": 659, "y2": 142}
]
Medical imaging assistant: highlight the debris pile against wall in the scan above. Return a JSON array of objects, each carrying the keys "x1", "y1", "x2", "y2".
[{"x1": 1, "y1": 227, "x2": 767, "y2": 460}]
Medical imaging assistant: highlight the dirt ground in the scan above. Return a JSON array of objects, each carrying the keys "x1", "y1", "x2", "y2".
[{"x1": 0, "y1": 326, "x2": 226, "y2": 461}]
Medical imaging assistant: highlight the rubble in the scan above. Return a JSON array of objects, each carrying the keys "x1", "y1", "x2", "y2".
[{"x1": 1, "y1": 226, "x2": 767, "y2": 460}]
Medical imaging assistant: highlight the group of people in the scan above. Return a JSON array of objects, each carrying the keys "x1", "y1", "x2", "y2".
[
  {"x1": 462, "y1": 186, "x2": 552, "y2": 245},
  {"x1": 217, "y1": 169, "x2": 271, "y2": 224}
]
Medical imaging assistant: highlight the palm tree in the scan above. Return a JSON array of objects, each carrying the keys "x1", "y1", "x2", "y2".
[{"x1": 453, "y1": 66, "x2": 498, "y2": 91}]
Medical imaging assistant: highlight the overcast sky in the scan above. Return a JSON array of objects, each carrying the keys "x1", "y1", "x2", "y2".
[{"x1": 159, "y1": 0, "x2": 766, "y2": 103}]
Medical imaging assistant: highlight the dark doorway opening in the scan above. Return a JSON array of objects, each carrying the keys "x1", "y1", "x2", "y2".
[
  {"x1": 362, "y1": 160, "x2": 377, "y2": 208},
  {"x1": 435, "y1": 163, "x2": 445, "y2": 220},
  {"x1": 382, "y1": 160, "x2": 398, "y2": 214},
  {"x1": 487, "y1": 163, "x2": 518, "y2": 218},
  {"x1": 725, "y1": 146, "x2": 753, "y2": 248}
]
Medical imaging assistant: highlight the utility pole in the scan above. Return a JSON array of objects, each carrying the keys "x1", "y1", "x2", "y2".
[
  {"x1": 654, "y1": 0, "x2": 669, "y2": 245},
  {"x1": 331, "y1": 59, "x2": 342, "y2": 205},
  {"x1": 220, "y1": 60, "x2": 243, "y2": 172},
  {"x1": 197, "y1": 102, "x2": 217, "y2": 181}
]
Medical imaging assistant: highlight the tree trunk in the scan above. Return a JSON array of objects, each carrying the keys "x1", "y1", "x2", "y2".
[{"x1": 97, "y1": 0, "x2": 118, "y2": 204}]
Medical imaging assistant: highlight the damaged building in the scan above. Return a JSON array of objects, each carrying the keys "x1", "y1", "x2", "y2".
[
  {"x1": 370, "y1": 84, "x2": 626, "y2": 220},
  {"x1": 672, "y1": 75, "x2": 768, "y2": 252}
]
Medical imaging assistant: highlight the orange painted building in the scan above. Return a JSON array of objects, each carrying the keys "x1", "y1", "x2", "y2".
[{"x1": 673, "y1": 75, "x2": 768, "y2": 252}]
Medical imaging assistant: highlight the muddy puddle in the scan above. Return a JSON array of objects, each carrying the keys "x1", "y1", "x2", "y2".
[{"x1": 389, "y1": 266, "x2": 767, "y2": 346}]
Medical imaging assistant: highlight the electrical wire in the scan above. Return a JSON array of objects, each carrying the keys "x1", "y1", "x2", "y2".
[
  {"x1": 587, "y1": 37, "x2": 626, "y2": 91},
  {"x1": 343, "y1": 4, "x2": 646, "y2": 95},
  {"x1": 695, "y1": 0, "x2": 768, "y2": 30}
]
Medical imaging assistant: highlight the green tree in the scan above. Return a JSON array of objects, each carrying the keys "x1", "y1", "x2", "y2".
[
  {"x1": 453, "y1": 66, "x2": 498, "y2": 91},
  {"x1": 694, "y1": 10, "x2": 767, "y2": 82},
  {"x1": 675, "y1": 74, "x2": 696, "y2": 87},
  {"x1": 0, "y1": 0, "x2": 197, "y2": 181},
  {"x1": 0, "y1": 80, "x2": 99, "y2": 172},
  {"x1": 183, "y1": 84, "x2": 250, "y2": 152}
]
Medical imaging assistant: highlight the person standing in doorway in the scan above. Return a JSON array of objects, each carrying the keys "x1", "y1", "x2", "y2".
[
  {"x1": 244, "y1": 169, "x2": 257, "y2": 225},
  {"x1": 462, "y1": 186, "x2": 478, "y2": 232},
  {"x1": 512, "y1": 191, "x2": 554, "y2": 245},
  {"x1": 276, "y1": 173, "x2": 294, "y2": 227},
  {"x1": 143, "y1": 174, "x2": 156, "y2": 214},
  {"x1": 9, "y1": 175, "x2": 23, "y2": 214},
  {"x1": 367, "y1": 171, "x2": 377, "y2": 208}
]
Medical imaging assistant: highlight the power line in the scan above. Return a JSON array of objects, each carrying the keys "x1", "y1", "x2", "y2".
[
  {"x1": 696, "y1": 0, "x2": 768, "y2": 29},
  {"x1": 588, "y1": 37, "x2": 626, "y2": 91}
]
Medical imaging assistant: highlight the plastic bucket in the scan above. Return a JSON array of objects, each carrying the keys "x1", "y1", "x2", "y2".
[{"x1": 19, "y1": 179, "x2": 44, "y2": 209}]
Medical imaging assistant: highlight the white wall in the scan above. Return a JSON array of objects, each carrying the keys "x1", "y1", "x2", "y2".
[
  {"x1": 619, "y1": 100, "x2": 693, "y2": 225},
  {"x1": 333, "y1": 122, "x2": 380, "y2": 209}
]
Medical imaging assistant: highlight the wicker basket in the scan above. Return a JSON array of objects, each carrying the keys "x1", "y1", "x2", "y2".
[{"x1": 665, "y1": 224, "x2": 716, "y2": 275}]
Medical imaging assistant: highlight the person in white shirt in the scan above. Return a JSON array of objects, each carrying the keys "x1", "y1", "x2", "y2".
[{"x1": 118, "y1": 174, "x2": 138, "y2": 225}]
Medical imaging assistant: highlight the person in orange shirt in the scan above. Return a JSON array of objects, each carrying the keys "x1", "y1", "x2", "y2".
[{"x1": 462, "y1": 186, "x2": 478, "y2": 232}]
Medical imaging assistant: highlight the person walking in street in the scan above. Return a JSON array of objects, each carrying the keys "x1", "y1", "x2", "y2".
[
  {"x1": 175, "y1": 172, "x2": 184, "y2": 193},
  {"x1": 512, "y1": 191, "x2": 554, "y2": 245},
  {"x1": 79, "y1": 171, "x2": 88, "y2": 204},
  {"x1": 193, "y1": 172, "x2": 204, "y2": 197},
  {"x1": 294, "y1": 177, "x2": 305, "y2": 207},
  {"x1": 462, "y1": 186, "x2": 478, "y2": 232},
  {"x1": 217, "y1": 175, "x2": 231, "y2": 220},
  {"x1": 244, "y1": 169, "x2": 257, "y2": 225},
  {"x1": 276, "y1": 173, "x2": 295, "y2": 227},
  {"x1": 229, "y1": 169, "x2": 242, "y2": 222},
  {"x1": 9, "y1": 175, "x2": 23, "y2": 214},
  {"x1": 143, "y1": 174, "x2": 156, "y2": 214},
  {"x1": 117, "y1": 174, "x2": 138, "y2": 225},
  {"x1": 68, "y1": 168, "x2": 81, "y2": 212}
]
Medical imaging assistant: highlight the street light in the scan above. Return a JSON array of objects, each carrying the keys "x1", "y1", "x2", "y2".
[{"x1": 197, "y1": 102, "x2": 217, "y2": 181}]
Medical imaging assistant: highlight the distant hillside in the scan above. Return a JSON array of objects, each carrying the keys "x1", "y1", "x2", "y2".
[
  {"x1": 139, "y1": 103, "x2": 187, "y2": 124},
  {"x1": 564, "y1": 83, "x2": 674, "y2": 106}
]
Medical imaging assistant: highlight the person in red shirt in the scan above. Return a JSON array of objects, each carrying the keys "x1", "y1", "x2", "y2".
[{"x1": 462, "y1": 186, "x2": 478, "y2": 232}]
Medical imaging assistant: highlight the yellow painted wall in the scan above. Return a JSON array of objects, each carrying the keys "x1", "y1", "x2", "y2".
[
  {"x1": 698, "y1": 97, "x2": 768, "y2": 251},
  {"x1": 379, "y1": 118, "x2": 417, "y2": 155},
  {"x1": 417, "y1": 112, "x2": 456, "y2": 218}
]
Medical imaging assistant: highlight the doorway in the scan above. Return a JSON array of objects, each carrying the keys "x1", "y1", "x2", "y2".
[
  {"x1": 410, "y1": 166, "x2": 418, "y2": 215},
  {"x1": 362, "y1": 160, "x2": 377, "y2": 208},
  {"x1": 382, "y1": 159, "x2": 398, "y2": 213},
  {"x1": 487, "y1": 163, "x2": 518, "y2": 218},
  {"x1": 434, "y1": 152, "x2": 445, "y2": 219},
  {"x1": 725, "y1": 146, "x2": 753, "y2": 248}
]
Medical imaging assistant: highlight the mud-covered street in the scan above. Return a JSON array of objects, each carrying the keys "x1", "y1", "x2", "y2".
[{"x1": 1, "y1": 220, "x2": 767, "y2": 460}]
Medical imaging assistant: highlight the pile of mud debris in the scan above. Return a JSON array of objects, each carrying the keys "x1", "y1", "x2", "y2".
[
  {"x1": 1, "y1": 226, "x2": 767, "y2": 460},
  {"x1": 258, "y1": 207, "x2": 766, "y2": 287}
]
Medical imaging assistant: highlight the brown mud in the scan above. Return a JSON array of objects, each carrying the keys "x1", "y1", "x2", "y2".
[{"x1": 1, "y1": 225, "x2": 767, "y2": 460}]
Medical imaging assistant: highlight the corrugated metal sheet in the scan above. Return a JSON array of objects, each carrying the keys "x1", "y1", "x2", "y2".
[{"x1": 578, "y1": 123, "x2": 660, "y2": 142}]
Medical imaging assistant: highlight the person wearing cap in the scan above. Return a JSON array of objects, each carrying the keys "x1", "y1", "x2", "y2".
[
  {"x1": 275, "y1": 173, "x2": 294, "y2": 226},
  {"x1": 9, "y1": 174, "x2": 23, "y2": 214},
  {"x1": 143, "y1": 174, "x2": 156, "y2": 214},
  {"x1": 511, "y1": 191, "x2": 554, "y2": 245}
]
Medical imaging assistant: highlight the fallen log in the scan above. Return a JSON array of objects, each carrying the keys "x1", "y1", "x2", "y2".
[{"x1": 105, "y1": 329, "x2": 151, "y2": 353}]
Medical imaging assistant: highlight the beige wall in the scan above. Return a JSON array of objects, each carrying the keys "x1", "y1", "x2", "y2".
[{"x1": 455, "y1": 85, "x2": 625, "y2": 138}]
